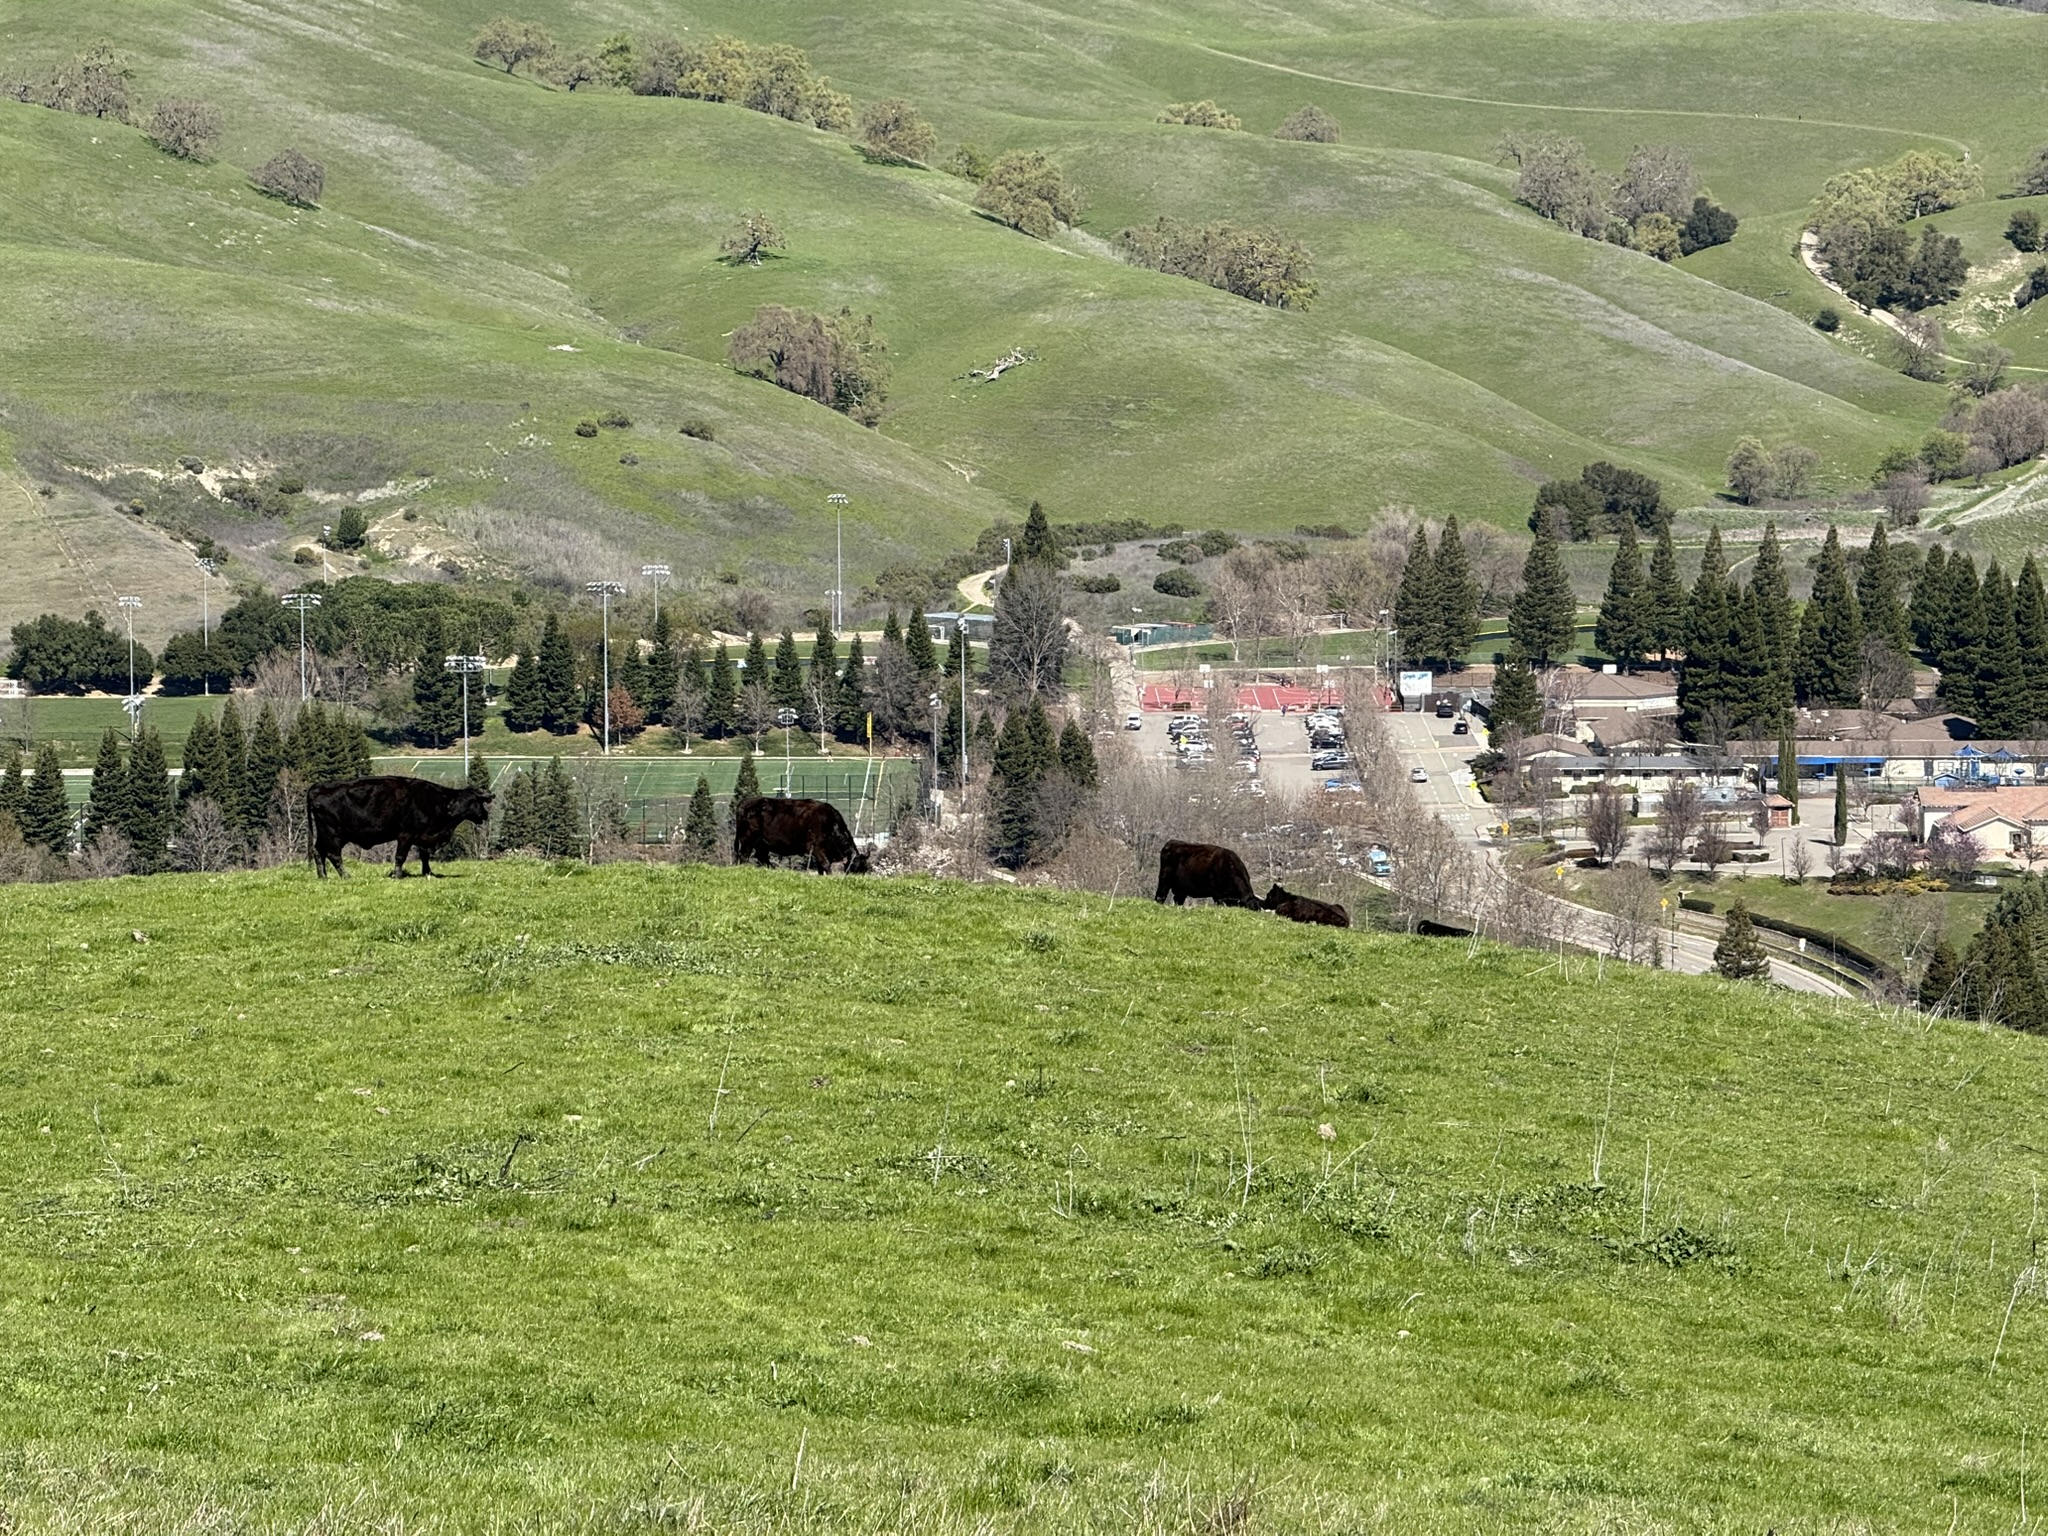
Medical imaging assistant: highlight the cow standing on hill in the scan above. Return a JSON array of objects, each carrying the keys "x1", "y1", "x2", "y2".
[
  {"x1": 732, "y1": 795, "x2": 870, "y2": 874},
  {"x1": 306, "y1": 776, "x2": 493, "y2": 879},
  {"x1": 1154, "y1": 840, "x2": 1259, "y2": 909},
  {"x1": 1263, "y1": 884, "x2": 1351, "y2": 928}
]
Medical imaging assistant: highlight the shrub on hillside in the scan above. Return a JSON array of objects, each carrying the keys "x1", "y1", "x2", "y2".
[
  {"x1": 2017, "y1": 265, "x2": 2048, "y2": 309},
  {"x1": 1726, "y1": 437, "x2": 1820, "y2": 503},
  {"x1": 253, "y1": 148, "x2": 324, "y2": 207},
  {"x1": 973, "y1": 151, "x2": 1079, "y2": 240},
  {"x1": 1678, "y1": 195, "x2": 1739, "y2": 254},
  {"x1": 859, "y1": 99, "x2": 936, "y2": 164},
  {"x1": 1070, "y1": 572, "x2": 1121, "y2": 594},
  {"x1": 727, "y1": 304, "x2": 888, "y2": 425},
  {"x1": 1273, "y1": 105, "x2": 1338, "y2": 143},
  {"x1": 678, "y1": 419, "x2": 716, "y2": 441},
  {"x1": 472, "y1": 17, "x2": 556, "y2": 75},
  {"x1": 1630, "y1": 213, "x2": 1682, "y2": 262},
  {"x1": 1116, "y1": 216, "x2": 1317, "y2": 309},
  {"x1": 1157, "y1": 100, "x2": 1240, "y2": 130},
  {"x1": 146, "y1": 98, "x2": 222, "y2": 161},
  {"x1": 1814, "y1": 306, "x2": 1842, "y2": 332},
  {"x1": 2016, "y1": 144, "x2": 2048, "y2": 197},
  {"x1": 948, "y1": 143, "x2": 993, "y2": 181},
  {"x1": 1152, "y1": 568, "x2": 1202, "y2": 598},
  {"x1": 629, "y1": 34, "x2": 851, "y2": 130},
  {"x1": 2007, "y1": 209, "x2": 2042, "y2": 253},
  {"x1": 574, "y1": 420, "x2": 598, "y2": 438}
]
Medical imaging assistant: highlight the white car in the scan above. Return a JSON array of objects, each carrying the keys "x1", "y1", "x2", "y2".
[
  {"x1": 1125, "y1": 712, "x2": 1143, "y2": 730},
  {"x1": 1409, "y1": 766, "x2": 1429, "y2": 783}
]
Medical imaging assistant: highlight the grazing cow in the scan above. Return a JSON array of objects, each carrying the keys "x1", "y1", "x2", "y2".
[
  {"x1": 1263, "y1": 883, "x2": 1351, "y2": 928},
  {"x1": 1154, "y1": 840, "x2": 1259, "y2": 909},
  {"x1": 306, "y1": 775, "x2": 493, "y2": 879},
  {"x1": 732, "y1": 795, "x2": 870, "y2": 874}
]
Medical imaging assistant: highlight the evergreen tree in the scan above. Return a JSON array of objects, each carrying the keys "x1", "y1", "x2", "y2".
[
  {"x1": 684, "y1": 774, "x2": 719, "y2": 860},
  {"x1": 806, "y1": 626, "x2": 839, "y2": 731},
  {"x1": 705, "y1": 643, "x2": 737, "y2": 737},
  {"x1": 1432, "y1": 515, "x2": 1481, "y2": 670},
  {"x1": 904, "y1": 608, "x2": 937, "y2": 676},
  {"x1": 1057, "y1": 717, "x2": 1099, "y2": 789},
  {"x1": 1594, "y1": 521, "x2": 1646, "y2": 671},
  {"x1": 243, "y1": 704, "x2": 288, "y2": 836},
  {"x1": 1793, "y1": 526, "x2": 1863, "y2": 707},
  {"x1": 771, "y1": 629, "x2": 804, "y2": 712},
  {"x1": 1750, "y1": 521, "x2": 1798, "y2": 692},
  {"x1": 449, "y1": 752, "x2": 494, "y2": 859},
  {"x1": 21, "y1": 743, "x2": 71, "y2": 854},
  {"x1": 732, "y1": 750, "x2": 761, "y2": 805},
  {"x1": 1975, "y1": 563, "x2": 2028, "y2": 735},
  {"x1": 1834, "y1": 766, "x2": 1849, "y2": 845},
  {"x1": 494, "y1": 767, "x2": 538, "y2": 852},
  {"x1": 1726, "y1": 586, "x2": 1779, "y2": 733},
  {"x1": 1778, "y1": 718, "x2": 1800, "y2": 826},
  {"x1": 620, "y1": 643, "x2": 651, "y2": 717},
  {"x1": 535, "y1": 614, "x2": 580, "y2": 734},
  {"x1": 1713, "y1": 900, "x2": 1771, "y2": 981},
  {"x1": 1392, "y1": 524, "x2": 1440, "y2": 670},
  {"x1": 1856, "y1": 522, "x2": 1910, "y2": 653},
  {"x1": 0, "y1": 743, "x2": 22, "y2": 826},
  {"x1": 216, "y1": 698, "x2": 248, "y2": 830},
  {"x1": 538, "y1": 757, "x2": 581, "y2": 858},
  {"x1": 2016, "y1": 555, "x2": 2048, "y2": 730},
  {"x1": 1919, "y1": 937, "x2": 1961, "y2": 1011},
  {"x1": 942, "y1": 691, "x2": 971, "y2": 784},
  {"x1": 1935, "y1": 553, "x2": 1986, "y2": 714},
  {"x1": 882, "y1": 609, "x2": 903, "y2": 649},
  {"x1": 989, "y1": 697, "x2": 1056, "y2": 867},
  {"x1": 1508, "y1": 516, "x2": 1576, "y2": 665},
  {"x1": 1020, "y1": 500, "x2": 1059, "y2": 565},
  {"x1": 646, "y1": 606, "x2": 677, "y2": 724},
  {"x1": 1488, "y1": 649, "x2": 1543, "y2": 736},
  {"x1": 123, "y1": 725, "x2": 175, "y2": 873},
  {"x1": 411, "y1": 610, "x2": 460, "y2": 746},
  {"x1": 837, "y1": 634, "x2": 869, "y2": 741},
  {"x1": 1910, "y1": 544, "x2": 1950, "y2": 658},
  {"x1": 503, "y1": 648, "x2": 543, "y2": 733},
  {"x1": 1677, "y1": 527, "x2": 1732, "y2": 739},
  {"x1": 179, "y1": 711, "x2": 233, "y2": 810},
  {"x1": 1957, "y1": 876, "x2": 2048, "y2": 1032},
  {"x1": 1642, "y1": 524, "x2": 1688, "y2": 663},
  {"x1": 83, "y1": 727, "x2": 130, "y2": 846}
]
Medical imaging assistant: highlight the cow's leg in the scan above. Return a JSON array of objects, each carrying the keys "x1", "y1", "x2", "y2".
[
  {"x1": 1154, "y1": 873, "x2": 1171, "y2": 903},
  {"x1": 390, "y1": 838, "x2": 412, "y2": 878}
]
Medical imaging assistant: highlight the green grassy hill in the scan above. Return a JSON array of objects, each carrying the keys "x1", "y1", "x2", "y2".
[
  {"x1": 5, "y1": 861, "x2": 2048, "y2": 1529},
  {"x1": 7, "y1": 0, "x2": 2033, "y2": 623}
]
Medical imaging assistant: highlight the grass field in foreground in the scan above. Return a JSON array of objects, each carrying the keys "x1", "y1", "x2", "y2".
[{"x1": 4, "y1": 862, "x2": 2048, "y2": 1531}]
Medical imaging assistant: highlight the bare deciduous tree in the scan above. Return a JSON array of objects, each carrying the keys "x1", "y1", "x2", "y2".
[
  {"x1": 1646, "y1": 779, "x2": 1705, "y2": 875},
  {"x1": 1585, "y1": 781, "x2": 1630, "y2": 865},
  {"x1": 253, "y1": 148, "x2": 325, "y2": 207},
  {"x1": 147, "y1": 98, "x2": 222, "y2": 161},
  {"x1": 1605, "y1": 864, "x2": 1664, "y2": 966}
]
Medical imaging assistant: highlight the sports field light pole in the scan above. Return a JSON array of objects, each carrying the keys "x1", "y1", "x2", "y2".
[
  {"x1": 444, "y1": 654, "x2": 487, "y2": 774},
  {"x1": 929, "y1": 690, "x2": 942, "y2": 820},
  {"x1": 117, "y1": 595, "x2": 142, "y2": 730},
  {"x1": 193, "y1": 557, "x2": 221, "y2": 695},
  {"x1": 640, "y1": 563, "x2": 670, "y2": 608},
  {"x1": 957, "y1": 621, "x2": 970, "y2": 788},
  {"x1": 826, "y1": 493, "x2": 849, "y2": 632},
  {"x1": 777, "y1": 706, "x2": 798, "y2": 796},
  {"x1": 280, "y1": 591, "x2": 321, "y2": 702},
  {"x1": 586, "y1": 580, "x2": 625, "y2": 754}
]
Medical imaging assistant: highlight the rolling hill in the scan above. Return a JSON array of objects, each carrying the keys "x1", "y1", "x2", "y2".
[{"x1": 4, "y1": 0, "x2": 2035, "y2": 625}]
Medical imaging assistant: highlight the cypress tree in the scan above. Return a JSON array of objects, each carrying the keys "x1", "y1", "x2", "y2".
[
  {"x1": 1392, "y1": 524, "x2": 1440, "y2": 670},
  {"x1": 450, "y1": 753, "x2": 494, "y2": 859},
  {"x1": 124, "y1": 726, "x2": 175, "y2": 873},
  {"x1": 1959, "y1": 877, "x2": 2048, "y2": 1032},
  {"x1": 732, "y1": 750, "x2": 761, "y2": 805},
  {"x1": 1432, "y1": 515, "x2": 1481, "y2": 670},
  {"x1": 771, "y1": 629, "x2": 804, "y2": 712},
  {"x1": 905, "y1": 608, "x2": 937, "y2": 676},
  {"x1": 535, "y1": 614, "x2": 580, "y2": 734},
  {"x1": 706, "y1": 643, "x2": 737, "y2": 737},
  {"x1": 1057, "y1": 717, "x2": 1099, "y2": 789},
  {"x1": 83, "y1": 728, "x2": 130, "y2": 846},
  {"x1": 989, "y1": 697, "x2": 1055, "y2": 867},
  {"x1": 1935, "y1": 553, "x2": 1985, "y2": 713},
  {"x1": 1975, "y1": 563, "x2": 2027, "y2": 735},
  {"x1": 1020, "y1": 500, "x2": 1059, "y2": 565},
  {"x1": 0, "y1": 743, "x2": 22, "y2": 825},
  {"x1": 539, "y1": 757, "x2": 581, "y2": 858},
  {"x1": 244, "y1": 704, "x2": 288, "y2": 835},
  {"x1": 973, "y1": 709, "x2": 998, "y2": 759},
  {"x1": 2016, "y1": 555, "x2": 2048, "y2": 731},
  {"x1": 646, "y1": 606, "x2": 677, "y2": 725},
  {"x1": 494, "y1": 767, "x2": 538, "y2": 852},
  {"x1": 683, "y1": 775, "x2": 718, "y2": 859},
  {"x1": 1919, "y1": 938, "x2": 1961, "y2": 1011},
  {"x1": 503, "y1": 648, "x2": 543, "y2": 732},
  {"x1": 216, "y1": 698, "x2": 248, "y2": 831},
  {"x1": 1750, "y1": 522, "x2": 1798, "y2": 690},
  {"x1": 1910, "y1": 544, "x2": 1950, "y2": 657},
  {"x1": 21, "y1": 743, "x2": 70, "y2": 854},
  {"x1": 1778, "y1": 718, "x2": 1800, "y2": 826},
  {"x1": 179, "y1": 711, "x2": 233, "y2": 810},
  {"x1": 1856, "y1": 522, "x2": 1909, "y2": 653},
  {"x1": 1833, "y1": 765, "x2": 1849, "y2": 845},
  {"x1": 1643, "y1": 524, "x2": 1688, "y2": 663},
  {"x1": 882, "y1": 609, "x2": 903, "y2": 649},
  {"x1": 1677, "y1": 527, "x2": 1732, "y2": 739},
  {"x1": 1726, "y1": 586, "x2": 1779, "y2": 733},
  {"x1": 1793, "y1": 526, "x2": 1862, "y2": 707},
  {"x1": 1509, "y1": 516, "x2": 1577, "y2": 665},
  {"x1": 620, "y1": 643, "x2": 651, "y2": 717},
  {"x1": 1713, "y1": 901, "x2": 1771, "y2": 982},
  {"x1": 838, "y1": 634, "x2": 869, "y2": 742},
  {"x1": 806, "y1": 625, "x2": 839, "y2": 732},
  {"x1": 1594, "y1": 521, "x2": 1645, "y2": 671},
  {"x1": 1489, "y1": 649, "x2": 1543, "y2": 735},
  {"x1": 412, "y1": 610, "x2": 460, "y2": 747}
]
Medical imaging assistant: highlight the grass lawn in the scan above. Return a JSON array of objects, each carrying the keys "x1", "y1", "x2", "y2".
[{"x1": 5, "y1": 861, "x2": 2048, "y2": 1529}]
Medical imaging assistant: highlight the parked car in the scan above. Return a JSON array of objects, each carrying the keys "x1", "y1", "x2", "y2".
[
  {"x1": 1322, "y1": 779, "x2": 1364, "y2": 795},
  {"x1": 1312, "y1": 750, "x2": 1351, "y2": 771},
  {"x1": 1125, "y1": 712, "x2": 1143, "y2": 730},
  {"x1": 1434, "y1": 701, "x2": 1455, "y2": 718},
  {"x1": 1452, "y1": 718, "x2": 1470, "y2": 735},
  {"x1": 1366, "y1": 847, "x2": 1393, "y2": 877},
  {"x1": 1409, "y1": 766, "x2": 1429, "y2": 782}
]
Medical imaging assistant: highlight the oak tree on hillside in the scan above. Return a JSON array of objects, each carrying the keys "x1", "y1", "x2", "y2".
[
  {"x1": 1273, "y1": 105, "x2": 1339, "y2": 143},
  {"x1": 973, "y1": 151, "x2": 1079, "y2": 240},
  {"x1": 859, "y1": 99, "x2": 937, "y2": 164},
  {"x1": 720, "y1": 211, "x2": 786, "y2": 266},
  {"x1": 253, "y1": 148, "x2": 325, "y2": 207},
  {"x1": 473, "y1": 17, "x2": 556, "y2": 74},
  {"x1": 147, "y1": 98, "x2": 222, "y2": 161},
  {"x1": 727, "y1": 304, "x2": 888, "y2": 425},
  {"x1": 1158, "y1": 100, "x2": 1241, "y2": 130}
]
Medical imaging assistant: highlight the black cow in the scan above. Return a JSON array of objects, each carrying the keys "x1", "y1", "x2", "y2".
[
  {"x1": 306, "y1": 775, "x2": 493, "y2": 879},
  {"x1": 1263, "y1": 883, "x2": 1351, "y2": 928},
  {"x1": 732, "y1": 795, "x2": 870, "y2": 874},
  {"x1": 1155, "y1": 840, "x2": 1259, "y2": 909}
]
